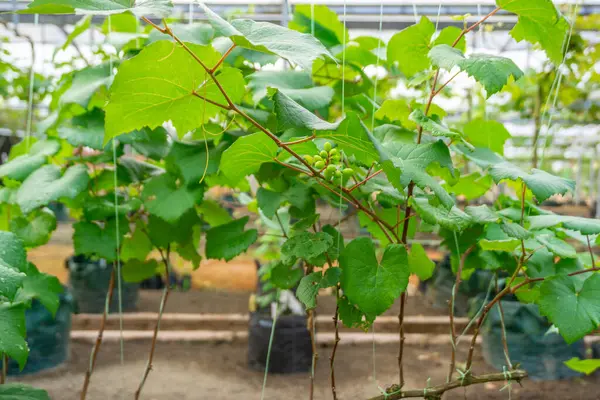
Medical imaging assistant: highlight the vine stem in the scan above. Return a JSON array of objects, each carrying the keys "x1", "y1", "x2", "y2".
[
  {"x1": 447, "y1": 245, "x2": 475, "y2": 383},
  {"x1": 367, "y1": 370, "x2": 527, "y2": 400},
  {"x1": 134, "y1": 247, "x2": 172, "y2": 400},
  {"x1": 308, "y1": 307, "x2": 318, "y2": 400},
  {"x1": 1, "y1": 354, "x2": 6, "y2": 384},
  {"x1": 495, "y1": 275, "x2": 513, "y2": 370},
  {"x1": 80, "y1": 267, "x2": 116, "y2": 400},
  {"x1": 587, "y1": 235, "x2": 596, "y2": 267},
  {"x1": 140, "y1": 17, "x2": 401, "y2": 245},
  {"x1": 396, "y1": 6, "x2": 505, "y2": 386},
  {"x1": 329, "y1": 286, "x2": 341, "y2": 400}
]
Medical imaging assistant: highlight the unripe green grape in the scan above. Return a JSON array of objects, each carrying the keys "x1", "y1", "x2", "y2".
[
  {"x1": 313, "y1": 155, "x2": 323, "y2": 163},
  {"x1": 342, "y1": 168, "x2": 354, "y2": 177},
  {"x1": 320, "y1": 150, "x2": 328, "y2": 158},
  {"x1": 329, "y1": 148, "x2": 338, "y2": 156},
  {"x1": 324, "y1": 168, "x2": 334, "y2": 179},
  {"x1": 330, "y1": 155, "x2": 341, "y2": 163},
  {"x1": 326, "y1": 165, "x2": 337, "y2": 173},
  {"x1": 335, "y1": 170, "x2": 342, "y2": 177},
  {"x1": 315, "y1": 161, "x2": 325, "y2": 169},
  {"x1": 303, "y1": 155, "x2": 314, "y2": 164},
  {"x1": 324, "y1": 142, "x2": 332, "y2": 152}
]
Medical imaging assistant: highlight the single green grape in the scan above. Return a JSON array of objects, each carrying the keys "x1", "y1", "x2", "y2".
[
  {"x1": 329, "y1": 148, "x2": 338, "y2": 156},
  {"x1": 326, "y1": 165, "x2": 337, "y2": 173},
  {"x1": 330, "y1": 155, "x2": 341, "y2": 163},
  {"x1": 323, "y1": 142, "x2": 332, "y2": 152},
  {"x1": 342, "y1": 168, "x2": 354, "y2": 177},
  {"x1": 324, "y1": 168, "x2": 334, "y2": 179},
  {"x1": 335, "y1": 170, "x2": 342, "y2": 177},
  {"x1": 304, "y1": 155, "x2": 314, "y2": 164},
  {"x1": 313, "y1": 155, "x2": 323, "y2": 163},
  {"x1": 319, "y1": 150, "x2": 328, "y2": 158},
  {"x1": 315, "y1": 161, "x2": 325, "y2": 169}
]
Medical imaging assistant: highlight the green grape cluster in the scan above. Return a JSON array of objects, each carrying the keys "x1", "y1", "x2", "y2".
[{"x1": 303, "y1": 142, "x2": 354, "y2": 185}]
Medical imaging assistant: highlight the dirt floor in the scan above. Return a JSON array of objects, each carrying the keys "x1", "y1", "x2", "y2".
[{"x1": 14, "y1": 341, "x2": 600, "y2": 400}]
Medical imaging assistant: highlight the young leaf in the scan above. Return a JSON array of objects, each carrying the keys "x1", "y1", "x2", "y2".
[
  {"x1": 58, "y1": 108, "x2": 106, "y2": 151},
  {"x1": 409, "y1": 197, "x2": 473, "y2": 232},
  {"x1": 370, "y1": 133, "x2": 455, "y2": 209},
  {"x1": 408, "y1": 243, "x2": 435, "y2": 281},
  {"x1": 387, "y1": 16, "x2": 435, "y2": 77},
  {"x1": 533, "y1": 234, "x2": 577, "y2": 259},
  {"x1": 429, "y1": 45, "x2": 524, "y2": 97},
  {"x1": 564, "y1": 358, "x2": 600, "y2": 376},
  {"x1": 121, "y1": 222, "x2": 154, "y2": 262},
  {"x1": 199, "y1": 3, "x2": 333, "y2": 70},
  {"x1": 269, "y1": 88, "x2": 341, "y2": 132},
  {"x1": 10, "y1": 208, "x2": 57, "y2": 248},
  {"x1": 16, "y1": 165, "x2": 89, "y2": 214},
  {"x1": 296, "y1": 271, "x2": 322, "y2": 310},
  {"x1": 220, "y1": 133, "x2": 279, "y2": 183},
  {"x1": 105, "y1": 41, "x2": 244, "y2": 141},
  {"x1": 0, "y1": 154, "x2": 47, "y2": 182},
  {"x1": 497, "y1": 0, "x2": 567, "y2": 63},
  {"x1": 0, "y1": 384, "x2": 50, "y2": 400},
  {"x1": 0, "y1": 304, "x2": 28, "y2": 370},
  {"x1": 122, "y1": 259, "x2": 160, "y2": 283},
  {"x1": 21, "y1": 0, "x2": 173, "y2": 18},
  {"x1": 205, "y1": 217, "x2": 258, "y2": 261},
  {"x1": 270, "y1": 262, "x2": 303, "y2": 290},
  {"x1": 142, "y1": 173, "x2": 204, "y2": 223},
  {"x1": 538, "y1": 274, "x2": 600, "y2": 344},
  {"x1": 409, "y1": 109, "x2": 463, "y2": 140},
  {"x1": 340, "y1": 238, "x2": 409, "y2": 318}
]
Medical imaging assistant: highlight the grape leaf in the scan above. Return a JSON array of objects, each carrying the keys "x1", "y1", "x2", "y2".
[
  {"x1": 0, "y1": 231, "x2": 27, "y2": 272},
  {"x1": 270, "y1": 262, "x2": 303, "y2": 290},
  {"x1": 10, "y1": 208, "x2": 57, "y2": 248},
  {"x1": 317, "y1": 112, "x2": 378, "y2": 166},
  {"x1": 122, "y1": 259, "x2": 160, "y2": 283},
  {"x1": 220, "y1": 133, "x2": 279, "y2": 183},
  {"x1": 256, "y1": 188, "x2": 281, "y2": 219},
  {"x1": 564, "y1": 358, "x2": 600, "y2": 375},
  {"x1": 0, "y1": 264, "x2": 25, "y2": 302},
  {"x1": 465, "y1": 204, "x2": 501, "y2": 224},
  {"x1": 73, "y1": 218, "x2": 127, "y2": 261},
  {"x1": 205, "y1": 217, "x2": 257, "y2": 261},
  {"x1": 61, "y1": 64, "x2": 113, "y2": 107},
  {"x1": 432, "y1": 26, "x2": 466, "y2": 52},
  {"x1": 445, "y1": 172, "x2": 493, "y2": 201},
  {"x1": 16, "y1": 165, "x2": 89, "y2": 214},
  {"x1": 340, "y1": 238, "x2": 409, "y2": 318},
  {"x1": 20, "y1": 0, "x2": 172, "y2": 18},
  {"x1": 538, "y1": 274, "x2": 600, "y2": 344},
  {"x1": 14, "y1": 264, "x2": 63, "y2": 317},
  {"x1": 296, "y1": 272, "x2": 322, "y2": 310},
  {"x1": 289, "y1": 4, "x2": 348, "y2": 48},
  {"x1": 58, "y1": 108, "x2": 106, "y2": 150},
  {"x1": 147, "y1": 23, "x2": 214, "y2": 45},
  {"x1": 409, "y1": 197, "x2": 473, "y2": 232},
  {"x1": 528, "y1": 215, "x2": 600, "y2": 235},
  {"x1": 269, "y1": 88, "x2": 341, "y2": 132},
  {"x1": 0, "y1": 384, "x2": 51, "y2": 400},
  {"x1": 408, "y1": 242, "x2": 435, "y2": 281},
  {"x1": 387, "y1": 16, "x2": 435, "y2": 77},
  {"x1": 0, "y1": 304, "x2": 28, "y2": 370},
  {"x1": 105, "y1": 41, "x2": 244, "y2": 141},
  {"x1": 142, "y1": 173, "x2": 204, "y2": 223},
  {"x1": 429, "y1": 45, "x2": 524, "y2": 97},
  {"x1": 282, "y1": 232, "x2": 333, "y2": 266},
  {"x1": 463, "y1": 119, "x2": 511, "y2": 155},
  {"x1": 409, "y1": 109, "x2": 463, "y2": 140}
]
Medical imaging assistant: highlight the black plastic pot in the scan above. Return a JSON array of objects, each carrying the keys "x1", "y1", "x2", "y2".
[
  {"x1": 6, "y1": 288, "x2": 73, "y2": 375},
  {"x1": 423, "y1": 255, "x2": 494, "y2": 317},
  {"x1": 480, "y1": 298, "x2": 585, "y2": 380},
  {"x1": 247, "y1": 312, "x2": 312, "y2": 374},
  {"x1": 67, "y1": 255, "x2": 138, "y2": 313}
]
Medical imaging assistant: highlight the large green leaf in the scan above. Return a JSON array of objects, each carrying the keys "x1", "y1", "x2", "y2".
[
  {"x1": 281, "y1": 231, "x2": 333, "y2": 267},
  {"x1": 289, "y1": 5, "x2": 348, "y2": 48},
  {"x1": 14, "y1": 264, "x2": 63, "y2": 317},
  {"x1": 165, "y1": 140, "x2": 223, "y2": 184},
  {"x1": 0, "y1": 264, "x2": 25, "y2": 302},
  {"x1": 105, "y1": 41, "x2": 244, "y2": 141},
  {"x1": 270, "y1": 261, "x2": 304, "y2": 290},
  {"x1": 0, "y1": 304, "x2": 28, "y2": 370},
  {"x1": 409, "y1": 109, "x2": 463, "y2": 140},
  {"x1": 429, "y1": 45, "x2": 524, "y2": 97},
  {"x1": 538, "y1": 274, "x2": 600, "y2": 344},
  {"x1": 296, "y1": 268, "x2": 340, "y2": 310},
  {"x1": 463, "y1": 119, "x2": 511, "y2": 155},
  {"x1": 122, "y1": 259, "x2": 160, "y2": 283},
  {"x1": 0, "y1": 384, "x2": 51, "y2": 399},
  {"x1": 387, "y1": 16, "x2": 435, "y2": 77},
  {"x1": 0, "y1": 140, "x2": 61, "y2": 182},
  {"x1": 205, "y1": 217, "x2": 257, "y2": 261},
  {"x1": 10, "y1": 208, "x2": 57, "y2": 248},
  {"x1": 497, "y1": 0, "x2": 567, "y2": 63},
  {"x1": 445, "y1": 172, "x2": 493, "y2": 201},
  {"x1": 61, "y1": 64, "x2": 113, "y2": 107},
  {"x1": 256, "y1": 188, "x2": 281, "y2": 219},
  {"x1": 142, "y1": 173, "x2": 204, "y2": 223},
  {"x1": 73, "y1": 218, "x2": 128, "y2": 261},
  {"x1": 528, "y1": 215, "x2": 600, "y2": 235},
  {"x1": 20, "y1": 0, "x2": 172, "y2": 17},
  {"x1": 199, "y1": 3, "x2": 333, "y2": 70},
  {"x1": 370, "y1": 132, "x2": 455, "y2": 209},
  {"x1": 58, "y1": 108, "x2": 106, "y2": 150},
  {"x1": 340, "y1": 238, "x2": 409, "y2": 318},
  {"x1": 16, "y1": 165, "x2": 89, "y2": 214},
  {"x1": 220, "y1": 133, "x2": 279, "y2": 183},
  {"x1": 532, "y1": 234, "x2": 577, "y2": 259},
  {"x1": 269, "y1": 88, "x2": 341, "y2": 132},
  {"x1": 409, "y1": 197, "x2": 473, "y2": 232},
  {"x1": 0, "y1": 231, "x2": 27, "y2": 272},
  {"x1": 317, "y1": 112, "x2": 378, "y2": 166},
  {"x1": 121, "y1": 221, "x2": 153, "y2": 262}
]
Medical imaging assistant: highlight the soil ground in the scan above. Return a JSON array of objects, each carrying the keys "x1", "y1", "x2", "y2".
[{"x1": 14, "y1": 341, "x2": 600, "y2": 400}]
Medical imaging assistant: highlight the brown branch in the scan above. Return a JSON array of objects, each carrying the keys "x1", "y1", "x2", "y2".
[
  {"x1": 330, "y1": 285, "x2": 341, "y2": 400},
  {"x1": 367, "y1": 370, "x2": 527, "y2": 400},
  {"x1": 433, "y1": 70, "x2": 461, "y2": 97},
  {"x1": 495, "y1": 275, "x2": 513, "y2": 370},
  {"x1": 451, "y1": 7, "x2": 501, "y2": 47},
  {"x1": 282, "y1": 134, "x2": 316, "y2": 146},
  {"x1": 348, "y1": 169, "x2": 383, "y2": 192},
  {"x1": 511, "y1": 267, "x2": 600, "y2": 294},
  {"x1": 273, "y1": 158, "x2": 313, "y2": 175},
  {"x1": 191, "y1": 92, "x2": 231, "y2": 110},
  {"x1": 134, "y1": 247, "x2": 172, "y2": 399},
  {"x1": 80, "y1": 267, "x2": 116, "y2": 400},
  {"x1": 210, "y1": 44, "x2": 236, "y2": 74}
]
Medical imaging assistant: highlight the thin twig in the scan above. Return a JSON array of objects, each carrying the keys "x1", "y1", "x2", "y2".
[
  {"x1": 495, "y1": 275, "x2": 513, "y2": 370},
  {"x1": 80, "y1": 267, "x2": 116, "y2": 400},
  {"x1": 587, "y1": 235, "x2": 596, "y2": 267},
  {"x1": 348, "y1": 169, "x2": 383, "y2": 192},
  {"x1": 330, "y1": 285, "x2": 341, "y2": 400},
  {"x1": 134, "y1": 247, "x2": 172, "y2": 399},
  {"x1": 283, "y1": 134, "x2": 316, "y2": 146},
  {"x1": 367, "y1": 370, "x2": 527, "y2": 400},
  {"x1": 209, "y1": 44, "x2": 236, "y2": 73}
]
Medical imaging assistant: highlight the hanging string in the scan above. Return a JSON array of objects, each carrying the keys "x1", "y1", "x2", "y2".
[
  {"x1": 369, "y1": 1, "x2": 384, "y2": 132},
  {"x1": 341, "y1": 0, "x2": 347, "y2": 116},
  {"x1": 189, "y1": 1, "x2": 194, "y2": 24},
  {"x1": 310, "y1": 2, "x2": 315, "y2": 36},
  {"x1": 108, "y1": 13, "x2": 126, "y2": 389},
  {"x1": 539, "y1": 2, "x2": 579, "y2": 167},
  {"x1": 476, "y1": 3, "x2": 488, "y2": 120},
  {"x1": 260, "y1": 294, "x2": 279, "y2": 400},
  {"x1": 24, "y1": 14, "x2": 39, "y2": 151}
]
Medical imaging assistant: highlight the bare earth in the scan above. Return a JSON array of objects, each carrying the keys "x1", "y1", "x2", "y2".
[{"x1": 15, "y1": 341, "x2": 600, "y2": 400}]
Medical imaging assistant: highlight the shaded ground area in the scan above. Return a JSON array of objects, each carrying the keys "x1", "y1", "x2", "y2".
[{"x1": 15, "y1": 341, "x2": 600, "y2": 400}]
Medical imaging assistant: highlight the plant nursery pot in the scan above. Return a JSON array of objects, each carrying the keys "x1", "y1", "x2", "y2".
[
  {"x1": 480, "y1": 297, "x2": 585, "y2": 381},
  {"x1": 66, "y1": 255, "x2": 139, "y2": 313},
  {"x1": 247, "y1": 312, "x2": 313, "y2": 374},
  {"x1": 6, "y1": 288, "x2": 73, "y2": 375}
]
